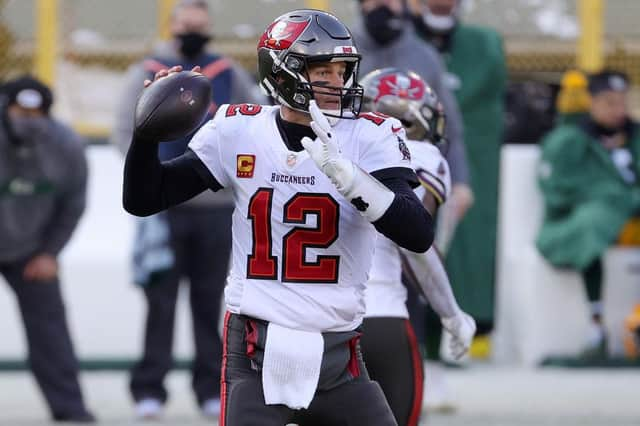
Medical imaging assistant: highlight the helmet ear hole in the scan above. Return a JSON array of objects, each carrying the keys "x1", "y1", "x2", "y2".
[
  {"x1": 293, "y1": 92, "x2": 308, "y2": 106},
  {"x1": 285, "y1": 55, "x2": 305, "y2": 73}
]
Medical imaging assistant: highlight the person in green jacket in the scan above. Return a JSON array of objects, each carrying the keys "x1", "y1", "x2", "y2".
[
  {"x1": 537, "y1": 70, "x2": 640, "y2": 357},
  {"x1": 408, "y1": 0, "x2": 506, "y2": 411}
]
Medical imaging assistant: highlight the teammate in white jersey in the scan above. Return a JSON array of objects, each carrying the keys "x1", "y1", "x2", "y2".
[
  {"x1": 358, "y1": 68, "x2": 476, "y2": 426},
  {"x1": 123, "y1": 10, "x2": 434, "y2": 426}
]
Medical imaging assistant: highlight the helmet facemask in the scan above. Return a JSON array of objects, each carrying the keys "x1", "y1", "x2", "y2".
[
  {"x1": 406, "y1": 101, "x2": 446, "y2": 147},
  {"x1": 264, "y1": 50, "x2": 363, "y2": 120},
  {"x1": 390, "y1": 99, "x2": 447, "y2": 151}
]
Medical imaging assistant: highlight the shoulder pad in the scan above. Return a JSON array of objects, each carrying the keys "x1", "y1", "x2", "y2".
[
  {"x1": 358, "y1": 111, "x2": 391, "y2": 127},
  {"x1": 358, "y1": 113, "x2": 405, "y2": 136},
  {"x1": 211, "y1": 104, "x2": 270, "y2": 136}
]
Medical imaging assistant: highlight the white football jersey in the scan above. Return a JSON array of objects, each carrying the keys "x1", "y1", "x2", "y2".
[
  {"x1": 365, "y1": 140, "x2": 451, "y2": 318},
  {"x1": 189, "y1": 105, "x2": 412, "y2": 332}
]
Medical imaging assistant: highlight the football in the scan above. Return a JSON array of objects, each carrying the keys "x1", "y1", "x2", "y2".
[{"x1": 134, "y1": 71, "x2": 212, "y2": 141}]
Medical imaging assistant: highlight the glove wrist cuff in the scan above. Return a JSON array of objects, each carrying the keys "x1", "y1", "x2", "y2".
[
  {"x1": 340, "y1": 165, "x2": 395, "y2": 222},
  {"x1": 441, "y1": 312, "x2": 462, "y2": 328}
]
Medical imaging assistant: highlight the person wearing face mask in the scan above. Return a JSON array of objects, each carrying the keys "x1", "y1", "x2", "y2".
[
  {"x1": 111, "y1": 0, "x2": 266, "y2": 420},
  {"x1": 537, "y1": 70, "x2": 640, "y2": 360},
  {"x1": 0, "y1": 76, "x2": 94, "y2": 423},
  {"x1": 353, "y1": 0, "x2": 471, "y2": 413},
  {"x1": 409, "y1": 0, "x2": 461, "y2": 52},
  {"x1": 408, "y1": 0, "x2": 506, "y2": 404},
  {"x1": 354, "y1": 0, "x2": 471, "y2": 221}
]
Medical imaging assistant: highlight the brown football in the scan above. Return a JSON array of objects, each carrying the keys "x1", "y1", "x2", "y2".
[{"x1": 134, "y1": 71, "x2": 212, "y2": 141}]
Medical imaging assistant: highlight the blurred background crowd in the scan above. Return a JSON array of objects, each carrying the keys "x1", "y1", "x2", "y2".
[{"x1": 1, "y1": 0, "x2": 640, "y2": 424}]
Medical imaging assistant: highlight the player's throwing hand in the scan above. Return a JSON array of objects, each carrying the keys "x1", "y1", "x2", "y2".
[{"x1": 143, "y1": 65, "x2": 202, "y2": 88}]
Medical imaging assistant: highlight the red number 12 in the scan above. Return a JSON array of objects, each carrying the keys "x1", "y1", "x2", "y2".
[{"x1": 247, "y1": 188, "x2": 340, "y2": 283}]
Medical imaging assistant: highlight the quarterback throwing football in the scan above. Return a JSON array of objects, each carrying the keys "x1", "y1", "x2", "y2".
[{"x1": 123, "y1": 9, "x2": 433, "y2": 426}]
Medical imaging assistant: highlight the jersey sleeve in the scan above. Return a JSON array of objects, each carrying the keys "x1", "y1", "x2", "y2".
[
  {"x1": 410, "y1": 142, "x2": 452, "y2": 205},
  {"x1": 188, "y1": 106, "x2": 231, "y2": 188},
  {"x1": 357, "y1": 115, "x2": 414, "y2": 174}
]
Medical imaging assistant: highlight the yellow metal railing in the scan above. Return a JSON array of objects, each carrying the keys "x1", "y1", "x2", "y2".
[
  {"x1": 158, "y1": 0, "x2": 177, "y2": 41},
  {"x1": 34, "y1": 0, "x2": 57, "y2": 86},
  {"x1": 20, "y1": 0, "x2": 639, "y2": 142},
  {"x1": 305, "y1": 0, "x2": 330, "y2": 11},
  {"x1": 577, "y1": 0, "x2": 604, "y2": 72}
]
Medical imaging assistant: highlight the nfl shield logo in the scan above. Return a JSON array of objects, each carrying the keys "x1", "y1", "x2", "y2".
[{"x1": 286, "y1": 153, "x2": 297, "y2": 167}]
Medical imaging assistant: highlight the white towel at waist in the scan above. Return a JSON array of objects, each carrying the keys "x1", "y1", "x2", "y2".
[{"x1": 262, "y1": 322, "x2": 324, "y2": 409}]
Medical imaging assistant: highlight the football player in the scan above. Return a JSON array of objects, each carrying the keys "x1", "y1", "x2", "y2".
[
  {"x1": 123, "y1": 10, "x2": 433, "y2": 426},
  {"x1": 359, "y1": 68, "x2": 476, "y2": 426}
]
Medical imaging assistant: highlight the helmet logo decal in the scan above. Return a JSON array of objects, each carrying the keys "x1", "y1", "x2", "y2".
[
  {"x1": 259, "y1": 19, "x2": 309, "y2": 51},
  {"x1": 397, "y1": 136, "x2": 411, "y2": 161},
  {"x1": 375, "y1": 74, "x2": 425, "y2": 102},
  {"x1": 332, "y1": 46, "x2": 357, "y2": 54}
]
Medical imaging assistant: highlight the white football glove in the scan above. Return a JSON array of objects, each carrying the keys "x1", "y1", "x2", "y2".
[
  {"x1": 301, "y1": 100, "x2": 394, "y2": 222},
  {"x1": 301, "y1": 100, "x2": 355, "y2": 192},
  {"x1": 441, "y1": 311, "x2": 477, "y2": 360}
]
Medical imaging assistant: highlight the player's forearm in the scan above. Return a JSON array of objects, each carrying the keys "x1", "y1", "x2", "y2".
[
  {"x1": 122, "y1": 135, "x2": 215, "y2": 216},
  {"x1": 373, "y1": 179, "x2": 434, "y2": 253},
  {"x1": 401, "y1": 246, "x2": 460, "y2": 318},
  {"x1": 122, "y1": 134, "x2": 164, "y2": 216}
]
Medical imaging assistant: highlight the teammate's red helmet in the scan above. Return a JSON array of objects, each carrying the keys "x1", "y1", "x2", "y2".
[
  {"x1": 361, "y1": 68, "x2": 446, "y2": 145},
  {"x1": 257, "y1": 9, "x2": 363, "y2": 119}
]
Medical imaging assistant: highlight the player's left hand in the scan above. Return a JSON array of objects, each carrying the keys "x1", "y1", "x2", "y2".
[
  {"x1": 143, "y1": 65, "x2": 202, "y2": 88},
  {"x1": 441, "y1": 311, "x2": 477, "y2": 360},
  {"x1": 301, "y1": 100, "x2": 354, "y2": 192}
]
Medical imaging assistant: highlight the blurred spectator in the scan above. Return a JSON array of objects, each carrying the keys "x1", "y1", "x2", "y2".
[
  {"x1": 359, "y1": 67, "x2": 476, "y2": 426},
  {"x1": 353, "y1": 0, "x2": 471, "y2": 203},
  {"x1": 0, "y1": 75, "x2": 94, "y2": 422},
  {"x1": 351, "y1": 2, "x2": 471, "y2": 409},
  {"x1": 537, "y1": 70, "x2": 640, "y2": 358},
  {"x1": 408, "y1": 0, "x2": 506, "y2": 410},
  {"x1": 111, "y1": 0, "x2": 265, "y2": 419}
]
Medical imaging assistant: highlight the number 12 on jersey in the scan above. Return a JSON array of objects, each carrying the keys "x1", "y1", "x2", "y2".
[{"x1": 247, "y1": 188, "x2": 340, "y2": 283}]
